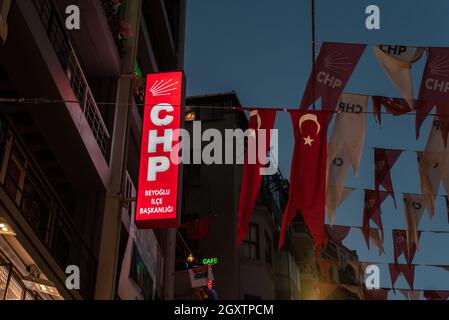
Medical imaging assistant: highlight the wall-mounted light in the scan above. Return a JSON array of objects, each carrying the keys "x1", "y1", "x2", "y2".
[
  {"x1": 0, "y1": 218, "x2": 15, "y2": 236},
  {"x1": 22, "y1": 265, "x2": 61, "y2": 297},
  {"x1": 187, "y1": 253, "x2": 195, "y2": 264}
]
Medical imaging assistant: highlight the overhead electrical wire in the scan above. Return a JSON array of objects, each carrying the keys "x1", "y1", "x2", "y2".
[{"x1": 0, "y1": 96, "x2": 446, "y2": 117}]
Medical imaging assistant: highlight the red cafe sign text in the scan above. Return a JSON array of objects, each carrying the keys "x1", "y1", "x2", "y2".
[{"x1": 135, "y1": 72, "x2": 184, "y2": 229}]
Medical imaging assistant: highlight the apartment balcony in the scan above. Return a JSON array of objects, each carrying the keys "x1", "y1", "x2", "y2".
[
  {"x1": 54, "y1": 0, "x2": 121, "y2": 77},
  {"x1": 0, "y1": 114, "x2": 97, "y2": 299},
  {"x1": 0, "y1": 0, "x2": 111, "y2": 189}
]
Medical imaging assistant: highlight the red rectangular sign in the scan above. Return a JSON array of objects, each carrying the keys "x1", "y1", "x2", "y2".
[{"x1": 135, "y1": 71, "x2": 184, "y2": 229}]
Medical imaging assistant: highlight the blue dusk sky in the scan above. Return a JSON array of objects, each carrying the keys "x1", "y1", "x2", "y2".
[{"x1": 184, "y1": 0, "x2": 449, "y2": 299}]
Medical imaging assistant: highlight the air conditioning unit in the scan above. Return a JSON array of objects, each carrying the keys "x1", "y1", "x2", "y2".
[{"x1": 0, "y1": 0, "x2": 11, "y2": 46}]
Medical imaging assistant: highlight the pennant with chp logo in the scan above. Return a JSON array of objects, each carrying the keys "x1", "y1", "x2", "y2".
[
  {"x1": 373, "y1": 45, "x2": 424, "y2": 110},
  {"x1": 326, "y1": 147, "x2": 353, "y2": 225},
  {"x1": 416, "y1": 48, "x2": 449, "y2": 140},
  {"x1": 372, "y1": 96, "x2": 412, "y2": 126},
  {"x1": 403, "y1": 193, "x2": 427, "y2": 251},
  {"x1": 392, "y1": 229, "x2": 420, "y2": 266},
  {"x1": 389, "y1": 263, "x2": 415, "y2": 292},
  {"x1": 329, "y1": 93, "x2": 368, "y2": 175},
  {"x1": 279, "y1": 111, "x2": 329, "y2": 250},
  {"x1": 363, "y1": 189, "x2": 389, "y2": 238},
  {"x1": 300, "y1": 43, "x2": 366, "y2": 112},
  {"x1": 375, "y1": 148, "x2": 402, "y2": 208},
  {"x1": 237, "y1": 109, "x2": 276, "y2": 246}
]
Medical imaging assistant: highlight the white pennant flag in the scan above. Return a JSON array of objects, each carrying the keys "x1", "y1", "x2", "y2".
[
  {"x1": 421, "y1": 119, "x2": 449, "y2": 207},
  {"x1": 403, "y1": 193, "x2": 427, "y2": 251},
  {"x1": 417, "y1": 151, "x2": 445, "y2": 218},
  {"x1": 373, "y1": 45, "x2": 424, "y2": 109},
  {"x1": 329, "y1": 93, "x2": 368, "y2": 175},
  {"x1": 326, "y1": 147, "x2": 353, "y2": 225}
]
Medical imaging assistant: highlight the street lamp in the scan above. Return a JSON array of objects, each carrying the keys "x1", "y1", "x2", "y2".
[{"x1": 187, "y1": 253, "x2": 195, "y2": 264}]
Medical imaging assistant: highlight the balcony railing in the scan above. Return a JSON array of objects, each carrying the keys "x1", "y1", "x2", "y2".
[
  {"x1": 0, "y1": 114, "x2": 97, "y2": 299},
  {"x1": 32, "y1": 0, "x2": 111, "y2": 158}
]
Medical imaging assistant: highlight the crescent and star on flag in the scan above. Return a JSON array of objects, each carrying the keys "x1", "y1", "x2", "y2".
[
  {"x1": 299, "y1": 114, "x2": 321, "y2": 147},
  {"x1": 249, "y1": 110, "x2": 262, "y2": 138}
]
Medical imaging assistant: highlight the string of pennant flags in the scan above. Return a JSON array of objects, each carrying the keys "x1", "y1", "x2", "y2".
[{"x1": 234, "y1": 41, "x2": 449, "y2": 300}]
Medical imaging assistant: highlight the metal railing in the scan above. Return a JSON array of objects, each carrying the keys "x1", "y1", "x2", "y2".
[
  {"x1": 33, "y1": 0, "x2": 111, "y2": 158},
  {"x1": 0, "y1": 114, "x2": 97, "y2": 299}
]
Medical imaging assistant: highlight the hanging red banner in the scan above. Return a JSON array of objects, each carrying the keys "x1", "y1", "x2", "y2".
[{"x1": 135, "y1": 72, "x2": 185, "y2": 229}]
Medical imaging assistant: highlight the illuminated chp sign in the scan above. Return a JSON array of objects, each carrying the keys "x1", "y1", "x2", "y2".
[{"x1": 135, "y1": 72, "x2": 185, "y2": 229}]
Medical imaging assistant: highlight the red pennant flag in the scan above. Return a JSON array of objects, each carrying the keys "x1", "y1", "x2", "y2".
[
  {"x1": 372, "y1": 96, "x2": 412, "y2": 126},
  {"x1": 361, "y1": 227, "x2": 385, "y2": 255},
  {"x1": 392, "y1": 230, "x2": 421, "y2": 265},
  {"x1": 182, "y1": 218, "x2": 210, "y2": 240},
  {"x1": 326, "y1": 225, "x2": 350, "y2": 245},
  {"x1": 236, "y1": 109, "x2": 276, "y2": 246},
  {"x1": 363, "y1": 288, "x2": 389, "y2": 300},
  {"x1": 363, "y1": 190, "x2": 389, "y2": 235},
  {"x1": 416, "y1": 48, "x2": 449, "y2": 139},
  {"x1": 389, "y1": 264, "x2": 415, "y2": 292},
  {"x1": 279, "y1": 111, "x2": 328, "y2": 250},
  {"x1": 300, "y1": 43, "x2": 366, "y2": 111},
  {"x1": 424, "y1": 290, "x2": 449, "y2": 300},
  {"x1": 375, "y1": 148, "x2": 402, "y2": 207}
]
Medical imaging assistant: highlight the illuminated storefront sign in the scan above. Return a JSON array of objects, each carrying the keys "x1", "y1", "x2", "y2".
[
  {"x1": 188, "y1": 266, "x2": 214, "y2": 288},
  {"x1": 135, "y1": 72, "x2": 185, "y2": 229},
  {"x1": 201, "y1": 258, "x2": 219, "y2": 265}
]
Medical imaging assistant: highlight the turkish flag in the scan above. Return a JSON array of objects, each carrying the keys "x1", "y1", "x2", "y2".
[
  {"x1": 279, "y1": 110, "x2": 328, "y2": 250},
  {"x1": 300, "y1": 43, "x2": 366, "y2": 112},
  {"x1": 236, "y1": 109, "x2": 276, "y2": 246},
  {"x1": 375, "y1": 148, "x2": 402, "y2": 208},
  {"x1": 181, "y1": 218, "x2": 210, "y2": 241},
  {"x1": 372, "y1": 96, "x2": 412, "y2": 126}
]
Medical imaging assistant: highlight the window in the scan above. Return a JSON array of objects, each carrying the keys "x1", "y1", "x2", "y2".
[
  {"x1": 265, "y1": 232, "x2": 272, "y2": 266},
  {"x1": 130, "y1": 242, "x2": 154, "y2": 300},
  {"x1": 242, "y1": 223, "x2": 259, "y2": 260}
]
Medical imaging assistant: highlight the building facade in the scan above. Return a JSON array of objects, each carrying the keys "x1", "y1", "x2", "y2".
[
  {"x1": 0, "y1": 0, "x2": 185, "y2": 300},
  {"x1": 173, "y1": 92, "x2": 301, "y2": 300}
]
